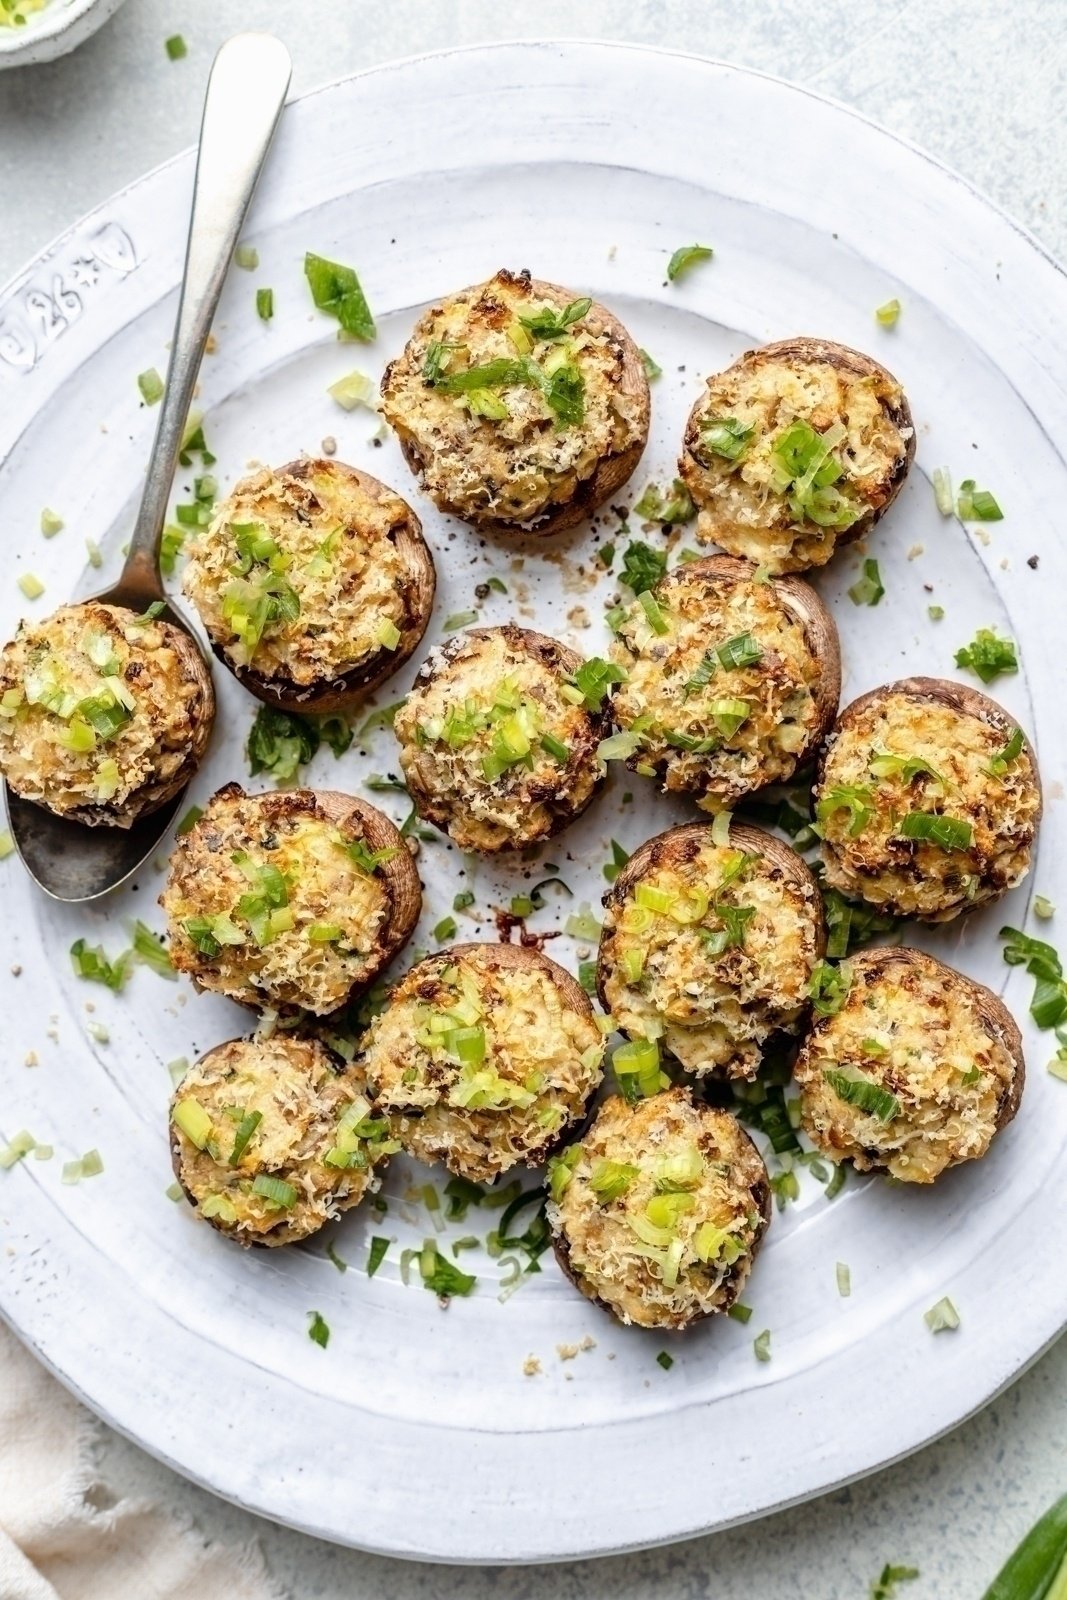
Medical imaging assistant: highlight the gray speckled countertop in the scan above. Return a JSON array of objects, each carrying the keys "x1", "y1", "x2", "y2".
[{"x1": 2, "y1": 2, "x2": 1066, "y2": 1595}]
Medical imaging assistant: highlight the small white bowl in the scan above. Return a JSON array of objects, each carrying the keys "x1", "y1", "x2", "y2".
[{"x1": 0, "y1": 0, "x2": 129, "y2": 69}]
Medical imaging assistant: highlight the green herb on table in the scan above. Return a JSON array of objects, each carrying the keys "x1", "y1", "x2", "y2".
[
  {"x1": 164, "y1": 34, "x2": 187, "y2": 60},
  {"x1": 848, "y1": 558, "x2": 885, "y2": 606},
  {"x1": 307, "y1": 1310, "x2": 330, "y2": 1348},
  {"x1": 639, "y1": 349, "x2": 662, "y2": 380},
  {"x1": 954, "y1": 627, "x2": 1017, "y2": 684},
  {"x1": 256, "y1": 287, "x2": 274, "y2": 322},
  {"x1": 981, "y1": 1491, "x2": 1067, "y2": 1600},
  {"x1": 923, "y1": 1295, "x2": 960, "y2": 1333},
  {"x1": 137, "y1": 368, "x2": 164, "y2": 406},
  {"x1": 957, "y1": 479, "x2": 1003, "y2": 521},
  {"x1": 667, "y1": 244, "x2": 713, "y2": 282},
  {"x1": 874, "y1": 298, "x2": 901, "y2": 327},
  {"x1": 869, "y1": 1565, "x2": 918, "y2": 1600},
  {"x1": 619, "y1": 540, "x2": 668, "y2": 594},
  {"x1": 304, "y1": 252, "x2": 376, "y2": 342}
]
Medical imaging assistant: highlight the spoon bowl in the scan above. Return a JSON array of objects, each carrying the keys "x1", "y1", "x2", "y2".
[{"x1": 2, "y1": 32, "x2": 292, "y2": 902}]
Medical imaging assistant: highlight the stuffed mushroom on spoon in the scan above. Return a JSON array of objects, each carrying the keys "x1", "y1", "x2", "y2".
[{"x1": 0, "y1": 34, "x2": 292, "y2": 902}]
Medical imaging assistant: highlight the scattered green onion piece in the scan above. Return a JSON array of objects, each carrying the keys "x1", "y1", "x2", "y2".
[
  {"x1": 80, "y1": 1149, "x2": 104, "y2": 1178},
  {"x1": 137, "y1": 368, "x2": 164, "y2": 406},
  {"x1": 234, "y1": 242, "x2": 258, "y2": 270},
  {"x1": 640, "y1": 349, "x2": 662, "y2": 380},
  {"x1": 164, "y1": 33, "x2": 187, "y2": 60},
  {"x1": 619, "y1": 539, "x2": 668, "y2": 592},
  {"x1": 667, "y1": 244, "x2": 713, "y2": 281},
  {"x1": 176, "y1": 804, "x2": 203, "y2": 837},
  {"x1": 954, "y1": 627, "x2": 1017, "y2": 685},
  {"x1": 327, "y1": 369, "x2": 376, "y2": 411},
  {"x1": 367, "y1": 1236, "x2": 390, "y2": 1277},
  {"x1": 957, "y1": 479, "x2": 1003, "y2": 522},
  {"x1": 711, "y1": 811, "x2": 732, "y2": 847},
  {"x1": 825, "y1": 1163, "x2": 847, "y2": 1200},
  {"x1": 836, "y1": 1262, "x2": 851, "y2": 1297},
  {"x1": 564, "y1": 905, "x2": 602, "y2": 943},
  {"x1": 453, "y1": 890, "x2": 475, "y2": 912},
  {"x1": 633, "y1": 480, "x2": 695, "y2": 526},
  {"x1": 898, "y1": 811, "x2": 973, "y2": 850},
  {"x1": 875, "y1": 298, "x2": 901, "y2": 326},
  {"x1": 848, "y1": 558, "x2": 884, "y2": 607},
  {"x1": 40, "y1": 508, "x2": 64, "y2": 537},
  {"x1": 824, "y1": 1066, "x2": 900, "y2": 1121},
  {"x1": 753, "y1": 1329, "x2": 772, "y2": 1363},
  {"x1": 923, "y1": 1295, "x2": 960, "y2": 1333},
  {"x1": 443, "y1": 610, "x2": 478, "y2": 633},
  {"x1": 0, "y1": 830, "x2": 14, "y2": 861},
  {"x1": 655, "y1": 1350, "x2": 674, "y2": 1370},
  {"x1": 928, "y1": 604, "x2": 945, "y2": 621},
  {"x1": 165, "y1": 1181, "x2": 183, "y2": 1201},
  {"x1": 1034, "y1": 895, "x2": 1055, "y2": 921},
  {"x1": 433, "y1": 915, "x2": 457, "y2": 943},
  {"x1": 728, "y1": 1303, "x2": 753, "y2": 1324},
  {"x1": 304, "y1": 252, "x2": 375, "y2": 342},
  {"x1": 809, "y1": 959, "x2": 852, "y2": 1016},
  {"x1": 252, "y1": 1173, "x2": 297, "y2": 1208},
  {"x1": 0, "y1": 1131, "x2": 36, "y2": 1170},
  {"x1": 17, "y1": 573, "x2": 44, "y2": 600},
  {"x1": 307, "y1": 1310, "x2": 330, "y2": 1348},
  {"x1": 131, "y1": 920, "x2": 175, "y2": 977},
  {"x1": 256, "y1": 287, "x2": 274, "y2": 322},
  {"x1": 869, "y1": 1566, "x2": 919, "y2": 1600},
  {"x1": 85, "y1": 538, "x2": 103, "y2": 568}
]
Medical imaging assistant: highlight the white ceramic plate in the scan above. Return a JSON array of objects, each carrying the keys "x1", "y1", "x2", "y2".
[{"x1": 1, "y1": 41, "x2": 1065, "y2": 1566}]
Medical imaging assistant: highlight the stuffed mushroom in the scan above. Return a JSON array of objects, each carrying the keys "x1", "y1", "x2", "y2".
[
  {"x1": 380, "y1": 269, "x2": 650, "y2": 535},
  {"x1": 0, "y1": 600, "x2": 213, "y2": 827},
  {"x1": 161, "y1": 784, "x2": 421, "y2": 1013},
  {"x1": 794, "y1": 946, "x2": 1024, "y2": 1184},
  {"x1": 606, "y1": 554, "x2": 839, "y2": 810},
  {"x1": 170, "y1": 1034, "x2": 395, "y2": 1245},
  {"x1": 598, "y1": 821, "x2": 825, "y2": 1080},
  {"x1": 678, "y1": 338, "x2": 914, "y2": 573},
  {"x1": 547, "y1": 1088, "x2": 771, "y2": 1329},
  {"x1": 182, "y1": 457, "x2": 434, "y2": 713},
  {"x1": 394, "y1": 624, "x2": 609, "y2": 853},
  {"x1": 362, "y1": 942, "x2": 604, "y2": 1182},
  {"x1": 815, "y1": 677, "x2": 1040, "y2": 921}
]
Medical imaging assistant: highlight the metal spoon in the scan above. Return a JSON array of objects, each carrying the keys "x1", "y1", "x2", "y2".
[{"x1": 4, "y1": 32, "x2": 292, "y2": 903}]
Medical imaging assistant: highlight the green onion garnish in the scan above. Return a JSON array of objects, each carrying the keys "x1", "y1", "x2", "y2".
[
  {"x1": 418, "y1": 1237, "x2": 477, "y2": 1298},
  {"x1": 17, "y1": 573, "x2": 44, "y2": 600},
  {"x1": 753, "y1": 1329, "x2": 772, "y2": 1363},
  {"x1": 869, "y1": 1566, "x2": 919, "y2": 1600},
  {"x1": 326, "y1": 1241, "x2": 347, "y2": 1273},
  {"x1": 824, "y1": 1066, "x2": 900, "y2": 1122},
  {"x1": 875, "y1": 298, "x2": 901, "y2": 326},
  {"x1": 0, "y1": 1130, "x2": 36, "y2": 1170},
  {"x1": 40, "y1": 507, "x2": 63, "y2": 537},
  {"x1": 137, "y1": 368, "x2": 164, "y2": 406},
  {"x1": 307, "y1": 1310, "x2": 330, "y2": 1348},
  {"x1": 453, "y1": 890, "x2": 475, "y2": 912},
  {"x1": 701, "y1": 416, "x2": 753, "y2": 460},
  {"x1": 589, "y1": 1159, "x2": 639, "y2": 1203},
  {"x1": 816, "y1": 785, "x2": 875, "y2": 837},
  {"x1": 957, "y1": 479, "x2": 1003, "y2": 521},
  {"x1": 443, "y1": 610, "x2": 478, "y2": 633},
  {"x1": 517, "y1": 297, "x2": 590, "y2": 341},
  {"x1": 304, "y1": 252, "x2": 375, "y2": 342},
  {"x1": 728, "y1": 1302, "x2": 753, "y2": 1324},
  {"x1": 836, "y1": 1261, "x2": 851, "y2": 1297},
  {"x1": 603, "y1": 839, "x2": 630, "y2": 884},
  {"x1": 1034, "y1": 895, "x2": 1055, "y2": 921},
  {"x1": 251, "y1": 1173, "x2": 297, "y2": 1208},
  {"x1": 1000, "y1": 927, "x2": 1067, "y2": 1030},
  {"x1": 234, "y1": 242, "x2": 258, "y2": 270},
  {"x1": 0, "y1": 830, "x2": 14, "y2": 861},
  {"x1": 367, "y1": 1236, "x2": 390, "y2": 1277},
  {"x1": 85, "y1": 538, "x2": 103, "y2": 568},
  {"x1": 954, "y1": 626, "x2": 1017, "y2": 684},
  {"x1": 633, "y1": 480, "x2": 696, "y2": 525},
  {"x1": 639, "y1": 591, "x2": 669, "y2": 635},
  {"x1": 433, "y1": 916, "x2": 457, "y2": 943},
  {"x1": 898, "y1": 811, "x2": 973, "y2": 850},
  {"x1": 848, "y1": 558, "x2": 884, "y2": 607},
  {"x1": 986, "y1": 726, "x2": 1024, "y2": 777},
  {"x1": 640, "y1": 349, "x2": 662, "y2": 380},
  {"x1": 923, "y1": 1296, "x2": 959, "y2": 1333},
  {"x1": 229, "y1": 1110, "x2": 262, "y2": 1166},
  {"x1": 327, "y1": 369, "x2": 375, "y2": 411},
  {"x1": 619, "y1": 538, "x2": 668, "y2": 594},
  {"x1": 927, "y1": 604, "x2": 945, "y2": 621},
  {"x1": 932, "y1": 468, "x2": 953, "y2": 516},
  {"x1": 165, "y1": 34, "x2": 187, "y2": 60},
  {"x1": 172, "y1": 1099, "x2": 212, "y2": 1150},
  {"x1": 572, "y1": 655, "x2": 626, "y2": 709},
  {"x1": 564, "y1": 905, "x2": 602, "y2": 943},
  {"x1": 176, "y1": 804, "x2": 203, "y2": 837},
  {"x1": 655, "y1": 1350, "x2": 674, "y2": 1370},
  {"x1": 70, "y1": 938, "x2": 132, "y2": 991},
  {"x1": 808, "y1": 959, "x2": 852, "y2": 1016},
  {"x1": 131, "y1": 920, "x2": 174, "y2": 978},
  {"x1": 256, "y1": 287, "x2": 274, "y2": 322},
  {"x1": 667, "y1": 244, "x2": 713, "y2": 281}
]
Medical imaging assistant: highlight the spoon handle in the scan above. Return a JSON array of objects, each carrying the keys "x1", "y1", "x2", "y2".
[{"x1": 121, "y1": 33, "x2": 292, "y2": 595}]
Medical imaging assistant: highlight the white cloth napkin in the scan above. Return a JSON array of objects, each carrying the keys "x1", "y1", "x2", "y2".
[{"x1": 0, "y1": 1323, "x2": 284, "y2": 1600}]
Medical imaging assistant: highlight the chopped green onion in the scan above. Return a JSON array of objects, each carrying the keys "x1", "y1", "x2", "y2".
[
  {"x1": 619, "y1": 539, "x2": 668, "y2": 593},
  {"x1": 603, "y1": 839, "x2": 631, "y2": 884},
  {"x1": 836, "y1": 1262, "x2": 851, "y2": 1297},
  {"x1": 229, "y1": 1110, "x2": 262, "y2": 1166},
  {"x1": 517, "y1": 297, "x2": 590, "y2": 340},
  {"x1": 418, "y1": 1237, "x2": 477, "y2": 1298},
  {"x1": 70, "y1": 938, "x2": 132, "y2": 991},
  {"x1": 986, "y1": 726, "x2": 1025, "y2": 777},
  {"x1": 728, "y1": 1302, "x2": 753, "y2": 1324},
  {"x1": 256, "y1": 287, "x2": 274, "y2": 322},
  {"x1": 589, "y1": 1159, "x2": 639, "y2": 1203},
  {"x1": 17, "y1": 573, "x2": 44, "y2": 600},
  {"x1": 1034, "y1": 895, "x2": 1056, "y2": 920},
  {"x1": 326, "y1": 1241, "x2": 347, "y2": 1273},
  {"x1": 376, "y1": 618, "x2": 402, "y2": 651},
  {"x1": 932, "y1": 467, "x2": 953, "y2": 516},
  {"x1": 701, "y1": 416, "x2": 753, "y2": 460},
  {"x1": 0, "y1": 1130, "x2": 36, "y2": 1170},
  {"x1": 809, "y1": 959, "x2": 852, "y2": 1016},
  {"x1": 131, "y1": 921, "x2": 174, "y2": 977},
  {"x1": 898, "y1": 811, "x2": 973, "y2": 850},
  {"x1": 597, "y1": 730, "x2": 641, "y2": 763},
  {"x1": 137, "y1": 368, "x2": 164, "y2": 406},
  {"x1": 443, "y1": 610, "x2": 478, "y2": 633},
  {"x1": 0, "y1": 830, "x2": 14, "y2": 861},
  {"x1": 307, "y1": 1310, "x2": 330, "y2": 1348},
  {"x1": 164, "y1": 33, "x2": 187, "y2": 60},
  {"x1": 667, "y1": 244, "x2": 713, "y2": 281},
  {"x1": 816, "y1": 784, "x2": 875, "y2": 837},
  {"x1": 564, "y1": 905, "x2": 602, "y2": 943},
  {"x1": 433, "y1": 916, "x2": 457, "y2": 943},
  {"x1": 40, "y1": 507, "x2": 63, "y2": 537},
  {"x1": 824, "y1": 1066, "x2": 900, "y2": 1122},
  {"x1": 954, "y1": 627, "x2": 1017, "y2": 684},
  {"x1": 927, "y1": 604, "x2": 945, "y2": 621},
  {"x1": 869, "y1": 1565, "x2": 919, "y2": 1600},
  {"x1": 453, "y1": 890, "x2": 475, "y2": 912},
  {"x1": 633, "y1": 480, "x2": 695, "y2": 526},
  {"x1": 572, "y1": 655, "x2": 626, "y2": 709},
  {"x1": 176, "y1": 804, "x2": 203, "y2": 837},
  {"x1": 923, "y1": 1296, "x2": 960, "y2": 1333},
  {"x1": 753, "y1": 1329, "x2": 772, "y2": 1363},
  {"x1": 367, "y1": 1236, "x2": 390, "y2": 1277},
  {"x1": 85, "y1": 538, "x2": 103, "y2": 568},
  {"x1": 327, "y1": 369, "x2": 375, "y2": 411},
  {"x1": 957, "y1": 479, "x2": 1003, "y2": 521},
  {"x1": 234, "y1": 242, "x2": 258, "y2": 270},
  {"x1": 826, "y1": 1163, "x2": 847, "y2": 1200},
  {"x1": 540, "y1": 732, "x2": 570, "y2": 764},
  {"x1": 848, "y1": 558, "x2": 884, "y2": 607},
  {"x1": 655, "y1": 1350, "x2": 674, "y2": 1370},
  {"x1": 640, "y1": 349, "x2": 662, "y2": 380},
  {"x1": 304, "y1": 252, "x2": 375, "y2": 341},
  {"x1": 612, "y1": 1036, "x2": 663, "y2": 1101},
  {"x1": 251, "y1": 1173, "x2": 297, "y2": 1208},
  {"x1": 875, "y1": 298, "x2": 901, "y2": 326},
  {"x1": 711, "y1": 811, "x2": 732, "y2": 847},
  {"x1": 638, "y1": 590, "x2": 669, "y2": 635}
]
